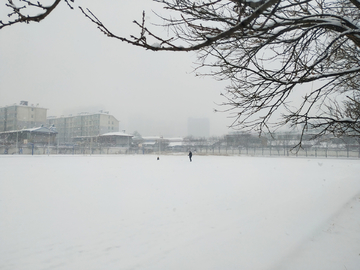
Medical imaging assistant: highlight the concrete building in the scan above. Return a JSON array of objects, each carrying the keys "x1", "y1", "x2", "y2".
[
  {"x1": 0, "y1": 101, "x2": 47, "y2": 132},
  {"x1": 47, "y1": 112, "x2": 120, "y2": 144}
]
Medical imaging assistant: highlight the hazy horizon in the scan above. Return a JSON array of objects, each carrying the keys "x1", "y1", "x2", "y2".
[{"x1": 0, "y1": 0, "x2": 233, "y2": 137}]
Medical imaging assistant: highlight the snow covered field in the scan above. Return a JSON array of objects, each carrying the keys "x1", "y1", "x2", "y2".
[{"x1": 0, "y1": 155, "x2": 359, "y2": 270}]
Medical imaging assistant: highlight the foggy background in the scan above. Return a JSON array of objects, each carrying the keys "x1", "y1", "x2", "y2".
[{"x1": 0, "y1": 0, "x2": 233, "y2": 137}]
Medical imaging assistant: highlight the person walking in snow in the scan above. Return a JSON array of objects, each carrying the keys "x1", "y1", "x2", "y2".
[{"x1": 188, "y1": 151, "x2": 192, "y2": 162}]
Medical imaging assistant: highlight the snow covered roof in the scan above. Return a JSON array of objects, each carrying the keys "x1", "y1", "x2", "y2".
[
  {"x1": 0, "y1": 126, "x2": 57, "y2": 134},
  {"x1": 165, "y1": 137, "x2": 184, "y2": 142},
  {"x1": 168, "y1": 142, "x2": 184, "y2": 147},
  {"x1": 24, "y1": 126, "x2": 57, "y2": 133},
  {"x1": 142, "y1": 136, "x2": 163, "y2": 140},
  {"x1": 47, "y1": 112, "x2": 119, "y2": 122},
  {"x1": 0, "y1": 103, "x2": 47, "y2": 110},
  {"x1": 142, "y1": 136, "x2": 183, "y2": 141},
  {"x1": 142, "y1": 142, "x2": 156, "y2": 145},
  {"x1": 100, "y1": 132, "x2": 133, "y2": 137},
  {"x1": 73, "y1": 135, "x2": 97, "y2": 139}
]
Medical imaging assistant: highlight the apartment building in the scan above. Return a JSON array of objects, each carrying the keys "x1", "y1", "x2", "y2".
[
  {"x1": 47, "y1": 112, "x2": 120, "y2": 144},
  {"x1": 0, "y1": 101, "x2": 47, "y2": 132}
]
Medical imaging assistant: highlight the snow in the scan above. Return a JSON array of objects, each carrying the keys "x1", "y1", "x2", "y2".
[
  {"x1": 0, "y1": 155, "x2": 359, "y2": 270},
  {"x1": 101, "y1": 132, "x2": 133, "y2": 137},
  {"x1": 151, "y1": 43, "x2": 161, "y2": 48},
  {"x1": 339, "y1": 117, "x2": 358, "y2": 122}
]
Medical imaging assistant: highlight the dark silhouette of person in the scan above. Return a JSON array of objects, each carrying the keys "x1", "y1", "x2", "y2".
[{"x1": 188, "y1": 151, "x2": 192, "y2": 162}]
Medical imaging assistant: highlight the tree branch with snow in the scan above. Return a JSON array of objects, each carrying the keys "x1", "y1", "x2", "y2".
[{"x1": 2, "y1": 0, "x2": 360, "y2": 147}]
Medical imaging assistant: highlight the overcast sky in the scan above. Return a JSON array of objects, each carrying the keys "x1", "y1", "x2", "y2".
[{"x1": 0, "y1": 0, "x2": 234, "y2": 137}]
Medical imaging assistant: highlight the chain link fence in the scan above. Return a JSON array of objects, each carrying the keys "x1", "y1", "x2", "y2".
[{"x1": 1, "y1": 143, "x2": 359, "y2": 159}]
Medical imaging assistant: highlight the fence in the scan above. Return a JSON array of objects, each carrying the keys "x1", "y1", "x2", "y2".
[
  {"x1": 189, "y1": 145, "x2": 360, "y2": 158},
  {"x1": 0, "y1": 145, "x2": 130, "y2": 156},
  {"x1": 1, "y1": 144, "x2": 359, "y2": 158}
]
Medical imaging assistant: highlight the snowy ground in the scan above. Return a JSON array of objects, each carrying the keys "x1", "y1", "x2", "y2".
[{"x1": 0, "y1": 155, "x2": 359, "y2": 270}]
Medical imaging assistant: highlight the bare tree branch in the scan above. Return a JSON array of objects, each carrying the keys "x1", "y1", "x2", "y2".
[
  {"x1": 2, "y1": 0, "x2": 360, "y2": 146},
  {"x1": 0, "y1": 0, "x2": 73, "y2": 29}
]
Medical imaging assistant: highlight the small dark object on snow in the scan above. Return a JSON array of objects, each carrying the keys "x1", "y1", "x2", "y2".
[
  {"x1": 157, "y1": 157, "x2": 159, "y2": 160},
  {"x1": 188, "y1": 151, "x2": 192, "y2": 162}
]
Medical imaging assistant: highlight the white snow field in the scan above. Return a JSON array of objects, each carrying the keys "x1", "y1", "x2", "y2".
[{"x1": 0, "y1": 155, "x2": 359, "y2": 270}]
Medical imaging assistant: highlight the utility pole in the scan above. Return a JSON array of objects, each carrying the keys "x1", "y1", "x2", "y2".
[
  {"x1": 16, "y1": 130, "x2": 18, "y2": 154},
  {"x1": 90, "y1": 136, "x2": 93, "y2": 155},
  {"x1": 159, "y1": 136, "x2": 163, "y2": 156},
  {"x1": 48, "y1": 130, "x2": 50, "y2": 156}
]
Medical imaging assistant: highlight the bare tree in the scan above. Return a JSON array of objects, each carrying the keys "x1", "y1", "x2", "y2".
[
  {"x1": 322, "y1": 92, "x2": 360, "y2": 138},
  {"x1": 79, "y1": 0, "x2": 360, "y2": 146},
  {"x1": 2, "y1": 0, "x2": 360, "y2": 146},
  {"x1": 0, "y1": 0, "x2": 73, "y2": 29}
]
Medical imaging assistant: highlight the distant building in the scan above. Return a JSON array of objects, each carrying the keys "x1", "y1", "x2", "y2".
[
  {"x1": 47, "y1": 112, "x2": 120, "y2": 144},
  {"x1": 187, "y1": 117, "x2": 210, "y2": 137},
  {"x1": 225, "y1": 131, "x2": 266, "y2": 148},
  {"x1": 72, "y1": 132, "x2": 133, "y2": 148},
  {"x1": 0, "y1": 126, "x2": 57, "y2": 146},
  {"x1": 166, "y1": 137, "x2": 185, "y2": 152},
  {"x1": 139, "y1": 136, "x2": 167, "y2": 153},
  {"x1": 98, "y1": 132, "x2": 133, "y2": 147},
  {"x1": 0, "y1": 101, "x2": 47, "y2": 132}
]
